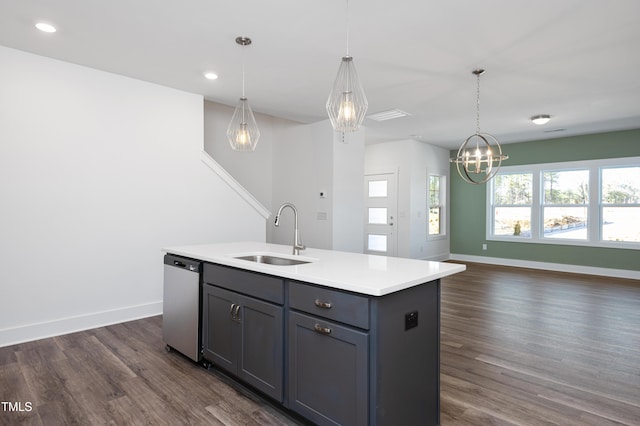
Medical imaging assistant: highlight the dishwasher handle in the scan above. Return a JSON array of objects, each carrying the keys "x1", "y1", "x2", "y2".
[{"x1": 164, "y1": 254, "x2": 201, "y2": 273}]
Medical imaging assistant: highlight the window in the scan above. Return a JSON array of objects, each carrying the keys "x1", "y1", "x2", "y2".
[
  {"x1": 367, "y1": 234, "x2": 387, "y2": 252},
  {"x1": 487, "y1": 157, "x2": 640, "y2": 249},
  {"x1": 491, "y1": 172, "x2": 532, "y2": 237},
  {"x1": 428, "y1": 175, "x2": 446, "y2": 237},
  {"x1": 542, "y1": 169, "x2": 589, "y2": 240},
  {"x1": 368, "y1": 207, "x2": 387, "y2": 225},
  {"x1": 601, "y1": 166, "x2": 640, "y2": 243},
  {"x1": 368, "y1": 180, "x2": 387, "y2": 197}
]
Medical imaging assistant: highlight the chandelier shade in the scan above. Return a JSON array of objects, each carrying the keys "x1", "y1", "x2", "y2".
[
  {"x1": 450, "y1": 69, "x2": 508, "y2": 184},
  {"x1": 327, "y1": 56, "x2": 368, "y2": 132},
  {"x1": 227, "y1": 36, "x2": 260, "y2": 152},
  {"x1": 227, "y1": 97, "x2": 260, "y2": 152}
]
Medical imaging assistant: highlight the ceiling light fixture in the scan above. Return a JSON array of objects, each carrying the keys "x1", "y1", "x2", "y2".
[
  {"x1": 227, "y1": 36, "x2": 260, "y2": 152},
  {"x1": 450, "y1": 69, "x2": 508, "y2": 185},
  {"x1": 531, "y1": 114, "x2": 551, "y2": 125},
  {"x1": 35, "y1": 22, "x2": 56, "y2": 33},
  {"x1": 326, "y1": 0, "x2": 368, "y2": 133},
  {"x1": 204, "y1": 72, "x2": 218, "y2": 80}
]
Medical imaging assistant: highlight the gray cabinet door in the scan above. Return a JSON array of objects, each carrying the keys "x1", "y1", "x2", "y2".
[
  {"x1": 237, "y1": 293, "x2": 283, "y2": 402},
  {"x1": 203, "y1": 284, "x2": 284, "y2": 402},
  {"x1": 288, "y1": 311, "x2": 368, "y2": 426},
  {"x1": 203, "y1": 284, "x2": 237, "y2": 373}
]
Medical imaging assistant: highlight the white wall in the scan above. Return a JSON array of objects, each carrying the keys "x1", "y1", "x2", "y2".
[
  {"x1": 270, "y1": 120, "x2": 365, "y2": 253},
  {"x1": 208, "y1": 107, "x2": 365, "y2": 253},
  {"x1": 365, "y1": 139, "x2": 450, "y2": 260},
  {"x1": 204, "y1": 98, "x2": 366, "y2": 254},
  {"x1": 332, "y1": 130, "x2": 365, "y2": 253},
  {"x1": 411, "y1": 141, "x2": 450, "y2": 260},
  {"x1": 271, "y1": 120, "x2": 334, "y2": 250},
  {"x1": 0, "y1": 46, "x2": 265, "y2": 347}
]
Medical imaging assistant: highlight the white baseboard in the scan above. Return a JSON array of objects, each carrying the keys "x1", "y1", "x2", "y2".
[
  {"x1": 448, "y1": 254, "x2": 640, "y2": 280},
  {"x1": 0, "y1": 301, "x2": 163, "y2": 348}
]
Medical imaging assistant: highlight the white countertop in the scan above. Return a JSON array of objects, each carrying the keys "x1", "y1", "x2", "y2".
[{"x1": 162, "y1": 242, "x2": 465, "y2": 296}]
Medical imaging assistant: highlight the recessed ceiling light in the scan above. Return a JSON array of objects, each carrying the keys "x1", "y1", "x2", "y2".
[
  {"x1": 204, "y1": 72, "x2": 218, "y2": 80},
  {"x1": 531, "y1": 114, "x2": 551, "y2": 125},
  {"x1": 35, "y1": 22, "x2": 57, "y2": 33}
]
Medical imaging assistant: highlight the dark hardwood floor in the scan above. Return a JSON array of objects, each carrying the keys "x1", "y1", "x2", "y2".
[
  {"x1": 1, "y1": 262, "x2": 639, "y2": 425},
  {"x1": 440, "y1": 263, "x2": 640, "y2": 425}
]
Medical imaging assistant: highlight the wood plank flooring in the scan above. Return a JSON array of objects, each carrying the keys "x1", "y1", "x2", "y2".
[
  {"x1": 1, "y1": 262, "x2": 639, "y2": 425},
  {"x1": 440, "y1": 263, "x2": 640, "y2": 425}
]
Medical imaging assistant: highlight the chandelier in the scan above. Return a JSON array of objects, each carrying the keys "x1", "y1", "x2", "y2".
[{"x1": 450, "y1": 69, "x2": 508, "y2": 184}]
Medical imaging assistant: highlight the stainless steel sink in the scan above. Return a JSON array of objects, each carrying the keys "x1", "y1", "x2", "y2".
[{"x1": 234, "y1": 254, "x2": 311, "y2": 266}]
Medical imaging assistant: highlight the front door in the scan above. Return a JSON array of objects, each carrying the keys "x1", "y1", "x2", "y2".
[{"x1": 364, "y1": 173, "x2": 398, "y2": 256}]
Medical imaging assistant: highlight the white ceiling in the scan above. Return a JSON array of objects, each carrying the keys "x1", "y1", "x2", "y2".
[{"x1": 1, "y1": 0, "x2": 639, "y2": 149}]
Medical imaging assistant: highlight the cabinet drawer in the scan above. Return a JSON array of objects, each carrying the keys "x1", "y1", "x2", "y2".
[
  {"x1": 203, "y1": 263, "x2": 284, "y2": 304},
  {"x1": 289, "y1": 282, "x2": 369, "y2": 330}
]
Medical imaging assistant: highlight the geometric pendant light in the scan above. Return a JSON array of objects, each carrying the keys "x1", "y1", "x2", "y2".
[
  {"x1": 450, "y1": 69, "x2": 508, "y2": 184},
  {"x1": 227, "y1": 36, "x2": 260, "y2": 151},
  {"x1": 326, "y1": 0, "x2": 368, "y2": 133}
]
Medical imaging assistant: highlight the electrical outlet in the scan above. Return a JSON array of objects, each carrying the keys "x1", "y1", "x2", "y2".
[
  {"x1": 482, "y1": 243, "x2": 487, "y2": 251},
  {"x1": 405, "y1": 311, "x2": 418, "y2": 330}
]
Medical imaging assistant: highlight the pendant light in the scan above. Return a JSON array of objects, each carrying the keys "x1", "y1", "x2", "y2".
[
  {"x1": 227, "y1": 36, "x2": 260, "y2": 152},
  {"x1": 450, "y1": 69, "x2": 508, "y2": 184},
  {"x1": 326, "y1": 0, "x2": 368, "y2": 133}
]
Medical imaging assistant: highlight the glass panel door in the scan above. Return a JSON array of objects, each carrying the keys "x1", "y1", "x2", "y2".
[{"x1": 364, "y1": 173, "x2": 397, "y2": 256}]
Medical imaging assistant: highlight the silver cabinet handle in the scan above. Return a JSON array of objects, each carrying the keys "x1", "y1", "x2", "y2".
[
  {"x1": 229, "y1": 304, "x2": 241, "y2": 321},
  {"x1": 314, "y1": 299, "x2": 332, "y2": 309},
  {"x1": 314, "y1": 324, "x2": 332, "y2": 335},
  {"x1": 230, "y1": 303, "x2": 236, "y2": 320}
]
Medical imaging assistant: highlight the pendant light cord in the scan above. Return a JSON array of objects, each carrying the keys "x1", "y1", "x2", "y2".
[
  {"x1": 346, "y1": 0, "x2": 350, "y2": 56},
  {"x1": 242, "y1": 44, "x2": 246, "y2": 98},
  {"x1": 476, "y1": 72, "x2": 481, "y2": 135}
]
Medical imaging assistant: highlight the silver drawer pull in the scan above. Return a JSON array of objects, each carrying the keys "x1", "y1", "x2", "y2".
[
  {"x1": 314, "y1": 324, "x2": 332, "y2": 335},
  {"x1": 314, "y1": 299, "x2": 332, "y2": 309}
]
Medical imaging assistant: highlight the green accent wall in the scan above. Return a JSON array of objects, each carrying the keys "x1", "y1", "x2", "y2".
[{"x1": 450, "y1": 128, "x2": 640, "y2": 271}]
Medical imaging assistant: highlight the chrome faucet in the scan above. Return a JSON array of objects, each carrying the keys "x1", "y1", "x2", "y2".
[{"x1": 274, "y1": 203, "x2": 305, "y2": 255}]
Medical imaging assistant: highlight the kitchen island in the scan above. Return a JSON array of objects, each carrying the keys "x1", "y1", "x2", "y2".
[{"x1": 162, "y1": 242, "x2": 465, "y2": 426}]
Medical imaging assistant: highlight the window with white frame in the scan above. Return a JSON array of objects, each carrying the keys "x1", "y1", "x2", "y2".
[
  {"x1": 542, "y1": 169, "x2": 589, "y2": 240},
  {"x1": 491, "y1": 172, "x2": 533, "y2": 237},
  {"x1": 487, "y1": 157, "x2": 640, "y2": 248},
  {"x1": 428, "y1": 174, "x2": 446, "y2": 237},
  {"x1": 601, "y1": 166, "x2": 640, "y2": 243}
]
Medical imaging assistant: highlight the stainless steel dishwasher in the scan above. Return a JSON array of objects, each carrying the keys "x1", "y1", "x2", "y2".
[{"x1": 163, "y1": 254, "x2": 202, "y2": 362}]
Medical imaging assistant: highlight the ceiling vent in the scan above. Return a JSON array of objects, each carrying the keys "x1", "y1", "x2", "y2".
[{"x1": 366, "y1": 109, "x2": 411, "y2": 122}]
